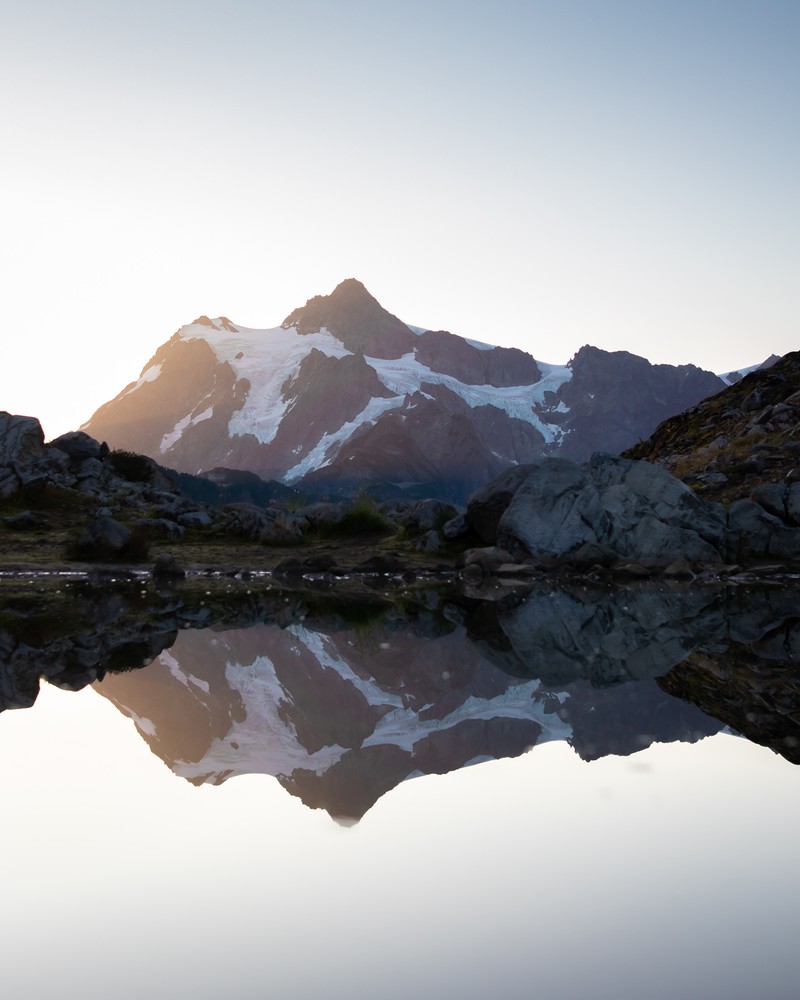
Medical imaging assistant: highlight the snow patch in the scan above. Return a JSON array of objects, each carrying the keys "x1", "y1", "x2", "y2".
[
  {"x1": 116, "y1": 362, "x2": 163, "y2": 402},
  {"x1": 178, "y1": 322, "x2": 353, "y2": 445},
  {"x1": 283, "y1": 393, "x2": 406, "y2": 482},
  {"x1": 160, "y1": 405, "x2": 213, "y2": 453},
  {"x1": 366, "y1": 353, "x2": 573, "y2": 445}
]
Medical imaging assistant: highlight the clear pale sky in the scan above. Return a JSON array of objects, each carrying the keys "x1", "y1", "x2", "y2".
[{"x1": 1, "y1": 0, "x2": 797, "y2": 439}]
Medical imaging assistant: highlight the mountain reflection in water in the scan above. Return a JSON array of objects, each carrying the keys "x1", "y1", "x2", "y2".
[{"x1": 3, "y1": 576, "x2": 795, "y2": 820}]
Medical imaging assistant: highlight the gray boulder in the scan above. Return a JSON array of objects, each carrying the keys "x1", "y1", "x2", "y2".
[
  {"x1": 442, "y1": 513, "x2": 469, "y2": 540},
  {"x1": 401, "y1": 499, "x2": 457, "y2": 533},
  {"x1": 0, "y1": 412, "x2": 45, "y2": 469},
  {"x1": 75, "y1": 517, "x2": 134, "y2": 559},
  {"x1": 136, "y1": 518, "x2": 186, "y2": 540},
  {"x1": 415, "y1": 529, "x2": 441, "y2": 554},
  {"x1": 49, "y1": 431, "x2": 105, "y2": 462},
  {"x1": 727, "y1": 500, "x2": 800, "y2": 561},
  {"x1": 178, "y1": 510, "x2": 213, "y2": 528},
  {"x1": 494, "y1": 454, "x2": 725, "y2": 566},
  {"x1": 0, "y1": 467, "x2": 19, "y2": 498},
  {"x1": 466, "y1": 464, "x2": 535, "y2": 544},
  {"x1": 751, "y1": 482, "x2": 800, "y2": 526},
  {"x1": 296, "y1": 502, "x2": 346, "y2": 528},
  {"x1": 259, "y1": 510, "x2": 306, "y2": 544},
  {"x1": 497, "y1": 459, "x2": 610, "y2": 562},
  {"x1": 588, "y1": 454, "x2": 726, "y2": 561}
]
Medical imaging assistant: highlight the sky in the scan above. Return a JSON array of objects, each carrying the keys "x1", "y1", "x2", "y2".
[{"x1": 1, "y1": 0, "x2": 797, "y2": 439}]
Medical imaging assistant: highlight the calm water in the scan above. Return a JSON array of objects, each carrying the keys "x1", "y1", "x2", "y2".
[{"x1": 1, "y1": 577, "x2": 798, "y2": 999}]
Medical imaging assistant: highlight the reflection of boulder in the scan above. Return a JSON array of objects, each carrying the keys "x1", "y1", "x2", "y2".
[{"x1": 461, "y1": 585, "x2": 726, "y2": 687}]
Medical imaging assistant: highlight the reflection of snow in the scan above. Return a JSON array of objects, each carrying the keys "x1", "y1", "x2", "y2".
[{"x1": 161, "y1": 626, "x2": 572, "y2": 790}]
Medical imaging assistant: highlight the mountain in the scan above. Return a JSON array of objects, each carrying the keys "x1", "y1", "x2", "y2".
[
  {"x1": 82, "y1": 279, "x2": 727, "y2": 502},
  {"x1": 94, "y1": 605, "x2": 722, "y2": 821},
  {"x1": 623, "y1": 349, "x2": 800, "y2": 504}
]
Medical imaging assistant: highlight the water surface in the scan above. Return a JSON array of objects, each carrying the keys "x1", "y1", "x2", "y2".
[{"x1": 1, "y1": 578, "x2": 798, "y2": 999}]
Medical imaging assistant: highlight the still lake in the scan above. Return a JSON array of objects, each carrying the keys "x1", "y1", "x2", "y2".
[{"x1": 1, "y1": 576, "x2": 798, "y2": 1000}]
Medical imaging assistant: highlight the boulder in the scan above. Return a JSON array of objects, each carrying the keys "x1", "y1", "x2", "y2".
[
  {"x1": 415, "y1": 529, "x2": 441, "y2": 554},
  {"x1": 751, "y1": 482, "x2": 800, "y2": 526},
  {"x1": 136, "y1": 518, "x2": 186, "y2": 540},
  {"x1": 0, "y1": 467, "x2": 20, "y2": 498},
  {"x1": 178, "y1": 510, "x2": 213, "y2": 528},
  {"x1": 296, "y1": 502, "x2": 347, "y2": 528},
  {"x1": 259, "y1": 510, "x2": 305, "y2": 544},
  {"x1": 442, "y1": 513, "x2": 469, "y2": 540},
  {"x1": 0, "y1": 412, "x2": 45, "y2": 469},
  {"x1": 497, "y1": 459, "x2": 609, "y2": 562},
  {"x1": 726, "y1": 500, "x2": 800, "y2": 561},
  {"x1": 49, "y1": 431, "x2": 106, "y2": 462},
  {"x1": 75, "y1": 517, "x2": 134, "y2": 559},
  {"x1": 466, "y1": 464, "x2": 535, "y2": 544},
  {"x1": 493, "y1": 454, "x2": 726, "y2": 567},
  {"x1": 588, "y1": 454, "x2": 726, "y2": 558},
  {"x1": 401, "y1": 499, "x2": 457, "y2": 533}
]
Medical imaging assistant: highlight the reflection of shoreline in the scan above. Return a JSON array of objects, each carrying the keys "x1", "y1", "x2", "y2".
[{"x1": 2, "y1": 577, "x2": 798, "y2": 818}]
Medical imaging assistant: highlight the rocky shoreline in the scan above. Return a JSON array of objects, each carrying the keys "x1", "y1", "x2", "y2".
[{"x1": 4, "y1": 409, "x2": 800, "y2": 588}]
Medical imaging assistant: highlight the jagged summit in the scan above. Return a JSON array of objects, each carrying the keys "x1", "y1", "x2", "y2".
[{"x1": 281, "y1": 278, "x2": 415, "y2": 359}]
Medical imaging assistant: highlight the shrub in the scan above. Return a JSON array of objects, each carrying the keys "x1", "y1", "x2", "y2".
[
  {"x1": 109, "y1": 450, "x2": 154, "y2": 484},
  {"x1": 315, "y1": 497, "x2": 389, "y2": 538}
]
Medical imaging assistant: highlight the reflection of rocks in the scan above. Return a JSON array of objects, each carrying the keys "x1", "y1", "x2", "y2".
[
  {"x1": 5, "y1": 577, "x2": 800, "y2": 820},
  {"x1": 0, "y1": 580, "x2": 393, "y2": 713},
  {"x1": 94, "y1": 582, "x2": 800, "y2": 819},
  {"x1": 659, "y1": 614, "x2": 800, "y2": 763},
  {"x1": 0, "y1": 584, "x2": 178, "y2": 711},
  {"x1": 457, "y1": 585, "x2": 725, "y2": 687}
]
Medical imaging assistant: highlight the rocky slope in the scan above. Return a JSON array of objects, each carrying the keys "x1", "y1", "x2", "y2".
[
  {"x1": 623, "y1": 350, "x2": 800, "y2": 504},
  {"x1": 456, "y1": 450, "x2": 800, "y2": 571},
  {"x1": 81, "y1": 279, "x2": 725, "y2": 502}
]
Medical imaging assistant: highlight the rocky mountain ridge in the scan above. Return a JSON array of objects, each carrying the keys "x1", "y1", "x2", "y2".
[
  {"x1": 623, "y1": 349, "x2": 800, "y2": 504},
  {"x1": 81, "y1": 279, "x2": 726, "y2": 502}
]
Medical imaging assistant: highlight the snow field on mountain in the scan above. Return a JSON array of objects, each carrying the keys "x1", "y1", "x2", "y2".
[
  {"x1": 283, "y1": 393, "x2": 406, "y2": 481},
  {"x1": 367, "y1": 352, "x2": 572, "y2": 444},
  {"x1": 160, "y1": 406, "x2": 213, "y2": 453},
  {"x1": 179, "y1": 320, "x2": 352, "y2": 445},
  {"x1": 116, "y1": 361, "x2": 163, "y2": 402},
  {"x1": 177, "y1": 318, "x2": 573, "y2": 456}
]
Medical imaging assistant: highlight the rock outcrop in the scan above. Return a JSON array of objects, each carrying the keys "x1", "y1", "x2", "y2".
[
  {"x1": 624, "y1": 349, "x2": 800, "y2": 504},
  {"x1": 465, "y1": 452, "x2": 800, "y2": 569}
]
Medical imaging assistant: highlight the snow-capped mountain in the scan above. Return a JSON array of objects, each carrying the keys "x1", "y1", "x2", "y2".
[
  {"x1": 94, "y1": 617, "x2": 720, "y2": 820},
  {"x1": 82, "y1": 279, "x2": 726, "y2": 500}
]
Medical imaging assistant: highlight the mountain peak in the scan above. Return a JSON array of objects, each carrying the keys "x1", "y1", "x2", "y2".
[{"x1": 281, "y1": 279, "x2": 415, "y2": 359}]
